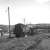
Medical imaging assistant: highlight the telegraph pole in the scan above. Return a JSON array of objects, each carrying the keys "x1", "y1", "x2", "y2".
[
  {"x1": 23, "y1": 18, "x2": 27, "y2": 37},
  {"x1": 24, "y1": 18, "x2": 25, "y2": 25},
  {"x1": 8, "y1": 6, "x2": 11, "y2": 38}
]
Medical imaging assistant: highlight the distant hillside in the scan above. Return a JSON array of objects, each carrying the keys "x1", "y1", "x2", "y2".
[
  {"x1": 26, "y1": 24, "x2": 50, "y2": 29},
  {"x1": 0, "y1": 25, "x2": 15, "y2": 32},
  {"x1": 35, "y1": 24, "x2": 50, "y2": 29},
  {"x1": 0, "y1": 24, "x2": 50, "y2": 33},
  {"x1": 6, "y1": 25, "x2": 15, "y2": 31}
]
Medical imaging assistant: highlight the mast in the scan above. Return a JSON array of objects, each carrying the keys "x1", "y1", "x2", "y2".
[{"x1": 8, "y1": 6, "x2": 11, "y2": 37}]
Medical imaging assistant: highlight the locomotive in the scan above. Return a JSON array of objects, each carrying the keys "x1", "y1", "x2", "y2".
[{"x1": 13, "y1": 23, "x2": 25, "y2": 38}]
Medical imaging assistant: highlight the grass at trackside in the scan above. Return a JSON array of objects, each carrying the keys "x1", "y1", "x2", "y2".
[
  {"x1": 0, "y1": 36, "x2": 36, "y2": 50},
  {"x1": 0, "y1": 33, "x2": 50, "y2": 50}
]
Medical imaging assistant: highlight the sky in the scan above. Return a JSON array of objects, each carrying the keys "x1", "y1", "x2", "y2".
[{"x1": 0, "y1": 0, "x2": 49, "y2": 25}]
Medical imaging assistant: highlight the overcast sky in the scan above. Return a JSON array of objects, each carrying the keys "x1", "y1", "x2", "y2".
[{"x1": 0, "y1": 0, "x2": 49, "y2": 25}]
